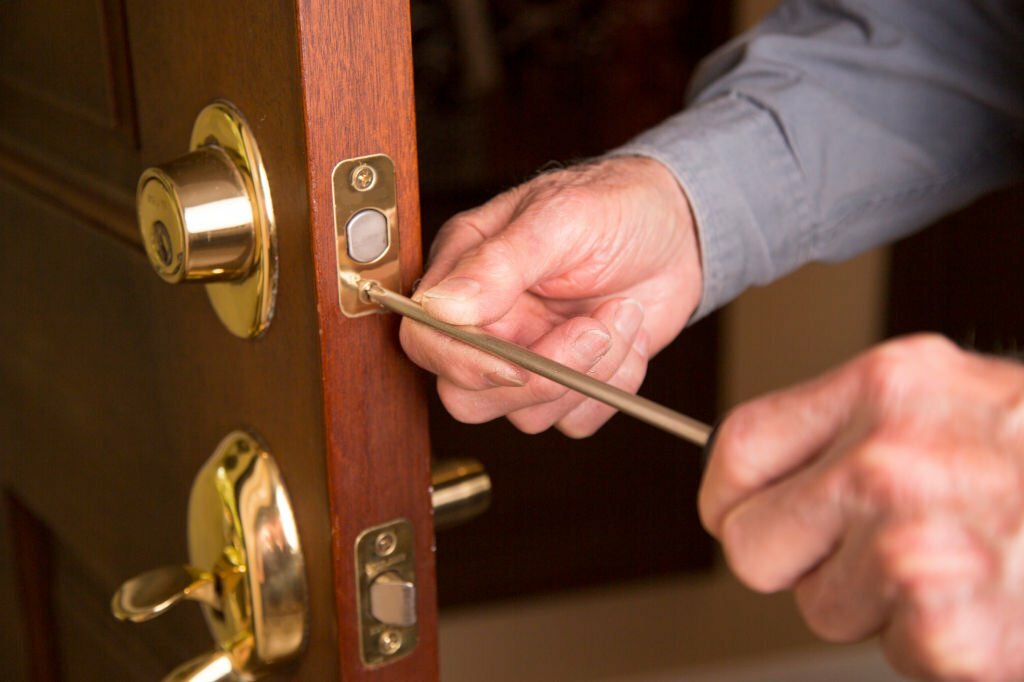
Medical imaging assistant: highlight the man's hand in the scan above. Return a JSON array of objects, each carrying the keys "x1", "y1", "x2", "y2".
[
  {"x1": 700, "y1": 334, "x2": 1024, "y2": 681},
  {"x1": 401, "y1": 156, "x2": 702, "y2": 437}
]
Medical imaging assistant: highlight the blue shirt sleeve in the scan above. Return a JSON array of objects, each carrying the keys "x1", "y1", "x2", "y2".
[{"x1": 611, "y1": 0, "x2": 1024, "y2": 321}]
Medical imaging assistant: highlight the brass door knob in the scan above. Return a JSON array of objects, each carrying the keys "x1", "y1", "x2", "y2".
[
  {"x1": 431, "y1": 458, "x2": 491, "y2": 530},
  {"x1": 137, "y1": 101, "x2": 277, "y2": 338},
  {"x1": 111, "y1": 431, "x2": 307, "y2": 682}
]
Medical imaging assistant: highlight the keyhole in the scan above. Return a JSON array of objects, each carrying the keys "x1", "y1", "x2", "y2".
[{"x1": 151, "y1": 221, "x2": 173, "y2": 267}]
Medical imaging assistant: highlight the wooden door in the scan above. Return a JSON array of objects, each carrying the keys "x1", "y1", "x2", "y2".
[{"x1": 0, "y1": 1, "x2": 438, "y2": 680}]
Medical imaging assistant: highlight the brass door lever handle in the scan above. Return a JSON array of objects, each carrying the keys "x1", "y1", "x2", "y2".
[
  {"x1": 357, "y1": 281, "x2": 713, "y2": 447},
  {"x1": 111, "y1": 564, "x2": 223, "y2": 622},
  {"x1": 110, "y1": 431, "x2": 307, "y2": 682}
]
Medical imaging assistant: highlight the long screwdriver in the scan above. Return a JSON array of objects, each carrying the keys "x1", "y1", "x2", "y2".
[{"x1": 357, "y1": 280, "x2": 713, "y2": 448}]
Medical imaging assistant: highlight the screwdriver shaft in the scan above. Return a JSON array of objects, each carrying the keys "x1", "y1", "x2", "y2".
[{"x1": 362, "y1": 281, "x2": 712, "y2": 447}]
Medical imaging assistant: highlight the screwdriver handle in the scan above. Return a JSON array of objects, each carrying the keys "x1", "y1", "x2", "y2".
[{"x1": 361, "y1": 281, "x2": 713, "y2": 448}]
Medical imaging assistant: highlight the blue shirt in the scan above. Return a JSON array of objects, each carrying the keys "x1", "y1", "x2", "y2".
[{"x1": 613, "y1": 0, "x2": 1024, "y2": 321}]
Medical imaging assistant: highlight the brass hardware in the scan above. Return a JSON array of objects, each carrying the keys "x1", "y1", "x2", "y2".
[
  {"x1": 357, "y1": 281, "x2": 714, "y2": 446},
  {"x1": 137, "y1": 101, "x2": 278, "y2": 338},
  {"x1": 350, "y1": 164, "x2": 377, "y2": 192},
  {"x1": 377, "y1": 629, "x2": 403, "y2": 656},
  {"x1": 163, "y1": 652, "x2": 237, "y2": 682},
  {"x1": 112, "y1": 431, "x2": 307, "y2": 681},
  {"x1": 355, "y1": 519, "x2": 418, "y2": 666},
  {"x1": 138, "y1": 147, "x2": 255, "y2": 283},
  {"x1": 431, "y1": 458, "x2": 492, "y2": 530},
  {"x1": 333, "y1": 154, "x2": 401, "y2": 317},
  {"x1": 374, "y1": 530, "x2": 398, "y2": 557},
  {"x1": 111, "y1": 565, "x2": 219, "y2": 622}
]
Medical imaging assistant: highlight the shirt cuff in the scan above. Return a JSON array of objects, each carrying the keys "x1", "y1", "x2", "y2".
[{"x1": 606, "y1": 93, "x2": 811, "y2": 322}]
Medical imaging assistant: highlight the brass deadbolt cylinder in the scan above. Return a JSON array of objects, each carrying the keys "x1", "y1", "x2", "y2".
[{"x1": 137, "y1": 146, "x2": 256, "y2": 283}]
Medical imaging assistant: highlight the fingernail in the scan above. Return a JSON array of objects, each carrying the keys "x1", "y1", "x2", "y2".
[
  {"x1": 632, "y1": 333, "x2": 649, "y2": 359},
  {"x1": 422, "y1": 277, "x2": 481, "y2": 302},
  {"x1": 573, "y1": 328, "x2": 611, "y2": 364},
  {"x1": 613, "y1": 299, "x2": 644, "y2": 338},
  {"x1": 486, "y1": 367, "x2": 527, "y2": 387}
]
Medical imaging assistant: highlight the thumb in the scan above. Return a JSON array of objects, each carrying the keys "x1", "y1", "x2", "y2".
[{"x1": 418, "y1": 223, "x2": 566, "y2": 326}]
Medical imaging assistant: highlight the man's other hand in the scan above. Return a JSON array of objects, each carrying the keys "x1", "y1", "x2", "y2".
[{"x1": 701, "y1": 334, "x2": 1024, "y2": 681}]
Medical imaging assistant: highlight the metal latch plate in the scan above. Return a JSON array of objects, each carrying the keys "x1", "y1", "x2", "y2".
[
  {"x1": 332, "y1": 154, "x2": 402, "y2": 317},
  {"x1": 355, "y1": 518, "x2": 418, "y2": 666}
]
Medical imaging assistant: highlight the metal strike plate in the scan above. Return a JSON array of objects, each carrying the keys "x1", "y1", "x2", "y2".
[
  {"x1": 355, "y1": 519, "x2": 418, "y2": 666},
  {"x1": 333, "y1": 154, "x2": 401, "y2": 317}
]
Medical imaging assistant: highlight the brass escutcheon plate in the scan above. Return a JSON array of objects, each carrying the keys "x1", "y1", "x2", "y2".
[
  {"x1": 332, "y1": 154, "x2": 402, "y2": 317},
  {"x1": 191, "y1": 101, "x2": 278, "y2": 338},
  {"x1": 188, "y1": 431, "x2": 308, "y2": 671}
]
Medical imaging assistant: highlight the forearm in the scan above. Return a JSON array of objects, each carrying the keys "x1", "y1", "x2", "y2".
[{"x1": 613, "y1": 0, "x2": 1024, "y2": 320}]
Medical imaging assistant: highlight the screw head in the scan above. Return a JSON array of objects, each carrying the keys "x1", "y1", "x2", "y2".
[
  {"x1": 374, "y1": 530, "x2": 398, "y2": 557},
  {"x1": 351, "y1": 164, "x2": 377, "y2": 192},
  {"x1": 378, "y1": 629, "x2": 403, "y2": 656}
]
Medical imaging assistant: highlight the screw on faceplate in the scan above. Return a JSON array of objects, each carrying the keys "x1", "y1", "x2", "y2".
[
  {"x1": 378, "y1": 629, "x2": 403, "y2": 656},
  {"x1": 374, "y1": 530, "x2": 397, "y2": 557},
  {"x1": 351, "y1": 164, "x2": 377, "y2": 192}
]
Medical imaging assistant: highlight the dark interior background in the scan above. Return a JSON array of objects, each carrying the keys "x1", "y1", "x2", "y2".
[
  {"x1": 889, "y1": 184, "x2": 1024, "y2": 352},
  {"x1": 411, "y1": 0, "x2": 730, "y2": 607}
]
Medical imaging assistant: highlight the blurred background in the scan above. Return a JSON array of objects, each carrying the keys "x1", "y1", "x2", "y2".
[{"x1": 412, "y1": 0, "x2": 1024, "y2": 679}]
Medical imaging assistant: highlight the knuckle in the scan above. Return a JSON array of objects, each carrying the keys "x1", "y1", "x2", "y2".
[
  {"x1": 398, "y1": 320, "x2": 435, "y2": 372},
  {"x1": 712, "y1": 404, "x2": 767, "y2": 487},
  {"x1": 896, "y1": 614, "x2": 996, "y2": 682},
  {"x1": 522, "y1": 183, "x2": 604, "y2": 234},
  {"x1": 558, "y1": 420, "x2": 600, "y2": 440},
  {"x1": 526, "y1": 374, "x2": 571, "y2": 404},
  {"x1": 859, "y1": 346, "x2": 913, "y2": 408},
  {"x1": 720, "y1": 516, "x2": 790, "y2": 593},
  {"x1": 558, "y1": 405, "x2": 613, "y2": 439},
  {"x1": 440, "y1": 209, "x2": 487, "y2": 240},
  {"x1": 507, "y1": 410, "x2": 554, "y2": 435},
  {"x1": 436, "y1": 382, "x2": 491, "y2": 424},
  {"x1": 846, "y1": 442, "x2": 910, "y2": 510},
  {"x1": 794, "y1": 580, "x2": 850, "y2": 643},
  {"x1": 429, "y1": 211, "x2": 488, "y2": 261},
  {"x1": 874, "y1": 526, "x2": 911, "y2": 582},
  {"x1": 858, "y1": 334, "x2": 957, "y2": 406},
  {"x1": 471, "y1": 236, "x2": 525, "y2": 281},
  {"x1": 543, "y1": 185, "x2": 592, "y2": 217},
  {"x1": 615, "y1": 355, "x2": 648, "y2": 392}
]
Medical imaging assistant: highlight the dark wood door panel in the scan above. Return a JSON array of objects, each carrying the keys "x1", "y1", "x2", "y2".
[
  {"x1": 52, "y1": 529, "x2": 208, "y2": 682},
  {"x1": 1, "y1": 499, "x2": 32, "y2": 682},
  {"x1": 0, "y1": 159, "x2": 339, "y2": 677},
  {"x1": 0, "y1": 0, "x2": 139, "y2": 196},
  {"x1": 0, "y1": 180, "x2": 186, "y2": 577}
]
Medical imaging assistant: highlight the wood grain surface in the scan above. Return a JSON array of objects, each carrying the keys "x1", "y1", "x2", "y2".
[{"x1": 295, "y1": 1, "x2": 440, "y2": 679}]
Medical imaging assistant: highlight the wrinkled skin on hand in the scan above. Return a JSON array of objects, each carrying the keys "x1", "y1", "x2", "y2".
[
  {"x1": 401, "y1": 156, "x2": 702, "y2": 437},
  {"x1": 700, "y1": 334, "x2": 1024, "y2": 681}
]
